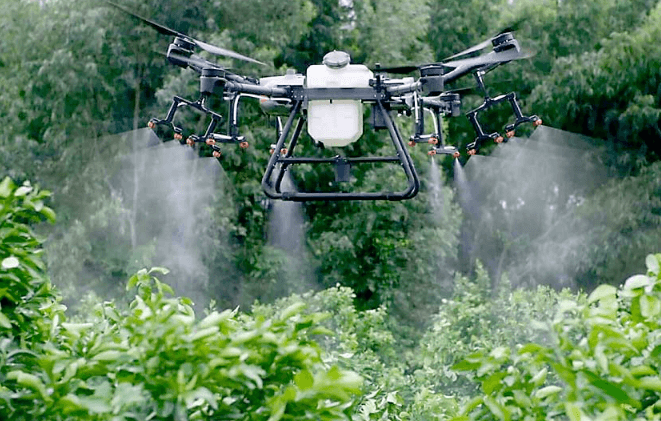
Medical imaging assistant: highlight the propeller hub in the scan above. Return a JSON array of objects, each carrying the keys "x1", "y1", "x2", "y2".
[
  {"x1": 201, "y1": 67, "x2": 224, "y2": 78},
  {"x1": 173, "y1": 36, "x2": 195, "y2": 52},
  {"x1": 419, "y1": 64, "x2": 445, "y2": 77},
  {"x1": 492, "y1": 32, "x2": 518, "y2": 53}
]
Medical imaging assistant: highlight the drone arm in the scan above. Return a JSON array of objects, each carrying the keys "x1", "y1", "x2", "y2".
[
  {"x1": 224, "y1": 81, "x2": 289, "y2": 98},
  {"x1": 385, "y1": 81, "x2": 422, "y2": 96},
  {"x1": 440, "y1": 65, "x2": 476, "y2": 85}
]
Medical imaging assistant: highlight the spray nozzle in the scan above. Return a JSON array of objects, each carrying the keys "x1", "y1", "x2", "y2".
[
  {"x1": 430, "y1": 145, "x2": 460, "y2": 157},
  {"x1": 173, "y1": 128, "x2": 184, "y2": 142},
  {"x1": 186, "y1": 134, "x2": 200, "y2": 147}
]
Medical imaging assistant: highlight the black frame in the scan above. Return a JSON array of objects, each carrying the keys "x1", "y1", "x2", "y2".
[{"x1": 261, "y1": 98, "x2": 420, "y2": 201}]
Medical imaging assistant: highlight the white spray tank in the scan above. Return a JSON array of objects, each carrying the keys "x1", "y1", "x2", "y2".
[{"x1": 306, "y1": 51, "x2": 373, "y2": 147}]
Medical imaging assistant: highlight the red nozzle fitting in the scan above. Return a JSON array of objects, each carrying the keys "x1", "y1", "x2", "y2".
[
  {"x1": 174, "y1": 133, "x2": 183, "y2": 141},
  {"x1": 206, "y1": 138, "x2": 216, "y2": 146},
  {"x1": 453, "y1": 151, "x2": 461, "y2": 159},
  {"x1": 495, "y1": 136, "x2": 504, "y2": 143},
  {"x1": 534, "y1": 119, "x2": 543, "y2": 127},
  {"x1": 428, "y1": 136, "x2": 439, "y2": 145},
  {"x1": 506, "y1": 131, "x2": 515, "y2": 138},
  {"x1": 239, "y1": 141, "x2": 249, "y2": 149},
  {"x1": 428, "y1": 149, "x2": 437, "y2": 156},
  {"x1": 280, "y1": 148, "x2": 288, "y2": 155},
  {"x1": 468, "y1": 149, "x2": 477, "y2": 156},
  {"x1": 186, "y1": 137, "x2": 195, "y2": 147},
  {"x1": 147, "y1": 121, "x2": 156, "y2": 129},
  {"x1": 212, "y1": 150, "x2": 221, "y2": 158},
  {"x1": 408, "y1": 140, "x2": 416, "y2": 147}
]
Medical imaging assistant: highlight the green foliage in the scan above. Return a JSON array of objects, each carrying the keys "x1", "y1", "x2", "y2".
[
  {"x1": 252, "y1": 284, "x2": 462, "y2": 421},
  {"x1": 415, "y1": 264, "x2": 569, "y2": 398},
  {"x1": 452, "y1": 254, "x2": 661, "y2": 420},
  {"x1": 529, "y1": 1, "x2": 661, "y2": 163},
  {"x1": 0, "y1": 180, "x2": 362, "y2": 420},
  {"x1": 3, "y1": 268, "x2": 363, "y2": 420},
  {"x1": 0, "y1": 177, "x2": 59, "y2": 344}
]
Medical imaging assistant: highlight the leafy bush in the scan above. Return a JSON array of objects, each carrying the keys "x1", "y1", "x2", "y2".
[
  {"x1": 0, "y1": 177, "x2": 58, "y2": 344},
  {"x1": 415, "y1": 264, "x2": 570, "y2": 398},
  {"x1": 0, "y1": 178, "x2": 363, "y2": 420},
  {"x1": 3, "y1": 270, "x2": 363, "y2": 420},
  {"x1": 451, "y1": 254, "x2": 661, "y2": 420}
]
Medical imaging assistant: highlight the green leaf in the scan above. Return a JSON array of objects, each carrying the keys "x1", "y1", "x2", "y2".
[
  {"x1": 309, "y1": 326, "x2": 335, "y2": 336},
  {"x1": 646, "y1": 254, "x2": 660, "y2": 276},
  {"x1": 92, "y1": 350, "x2": 123, "y2": 362},
  {"x1": 565, "y1": 402, "x2": 585, "y2": 421},
  {"x1": 184, "y1": 387, "x2": 216, "y2": 410},
  {"x1": 531, "y1": 367, "x2": 548, "y2": 387},
  {"x1": 2, "y1": 256, "x2": 19, "y2": 269},
  {"x1": 518, "y1": 343, "x2": 548, "y2": 356},
  {"x1": 535, "y1": 385, "x2": 562, "y2": 399},
  {"x1": 483, "y1": 396, "x2": 508, "y2": 421},
  {"x1": 386, "y1": 391, "x2": 403, "y2": 406},
  {"x1": 78, "y1": 396, "x2": 112, "y2": 414},
  {"x1": 482, "y1": 371, "x2": 506, "y2": 394},
  {"x1": 242, "y1": 365, "x2": 265, "y2": 389},
  {"x1": 14, "y1": 185, "x2": 33, "y2": 197},
  {"x1": 39, "y1": 206, "x2": 56, "y2": 223},
  {"x1": 127, "y1": 274, "x2": 139, "y2": 291},
  {"x1": 629, "y1": 365, "x2": 656, "y2": 377},
  {"x1": 294, "y1": 369, "x2": 314, "y2": 390},
  {"x1": 7, "y1": 370, "x2": 49, "y2": 400},
  {"x1": 638, "y1": 376, "x2": 661, "y2": 392},
  {"x1": 0, "y1": 177, "x2": 14, "y2": 198},
  {"x1": 149, "y1": 266, "x2": 170, "y2": 275},
  {"x1": 588, "y1": 285, "x2": 617, "y2": 304},
  {"x1": 585, "y1": 371, "x2": 637, "y2": 406},
  {"x1": 0, "y1": 311, "x2": 11, "y2": 329},
  {"x1": 624, "y1": 275, "x2": 650, "y2": 291},
  {"x1": 280, "y1": 302, "x2": 306, "y2": 320},
  {"x1": 268, "y1": 398, "x2": 286, "y2": 421},
  {"x1": 639, "y1": 295, "x2": 660, "y2": 319},
  {"x1": 460, "y1": 396, "x2": 483, "y2": 415},
  {"x1": 57, "y1": 394, "x2": 85, "y2": 413}
]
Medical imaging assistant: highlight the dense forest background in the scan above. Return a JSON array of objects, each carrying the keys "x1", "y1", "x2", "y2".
[{"x1": 3, "y1": 0, "x2": 661, "y2": 419}]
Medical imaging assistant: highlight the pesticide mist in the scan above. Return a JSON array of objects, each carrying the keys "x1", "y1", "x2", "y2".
[
  {"x1": 50, "y1": 128, "x2": 230, "y2": 308},
  {"x1": 265, "y1": 167, "x2": 316, "y2": 300},
  {"x1": 120, "y1": 130, "x2": 224, "y2": 305},
  {"x1": 458, "y1": 126, "x2": 610, "y2": 289}
]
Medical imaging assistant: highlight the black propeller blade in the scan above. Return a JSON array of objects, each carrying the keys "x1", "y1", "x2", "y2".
[
  {"x1": 443, "y1": 18, "x2": 527, "y2": 61},
  {"x1": 442, "y1": 48, "x2": 535, "y2": 69},
  {"x1": 167, "y1": 52, "x2": 222, "y2": 72},
  {"x1": 105, "y1": 1, "x2": 265, "y2": 66}
]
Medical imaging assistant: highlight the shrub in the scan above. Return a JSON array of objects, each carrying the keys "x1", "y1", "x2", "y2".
[
  {"x1": 451, "y1": 254, "x2": 661, "y2": 420},
  {"x1": 0, "y1": 177, "x2": 362, "y2": 420}
]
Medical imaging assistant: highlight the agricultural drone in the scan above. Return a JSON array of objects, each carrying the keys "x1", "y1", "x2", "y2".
[{"x1": 108, "y1": 2, "x2": 541, "y2": 202}]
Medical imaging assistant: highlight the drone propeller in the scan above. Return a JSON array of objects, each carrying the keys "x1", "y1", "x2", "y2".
[
  {"x1": 443, "y1": 19, "x2": 526, "y2": 61},
  {"x1": 105, "y1": 1, "x2": 265, "y2": 66},
  {"x1": 442, "y1": 47, "x2": 535, "y2": 70},
  {"x1": 167, "y1": 51, "x2": 223, "y2": 72}
]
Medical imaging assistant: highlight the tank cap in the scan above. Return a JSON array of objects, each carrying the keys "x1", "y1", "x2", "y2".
[{"x1": 323, "y1": 51, "x2": 351, "y2": 69}]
